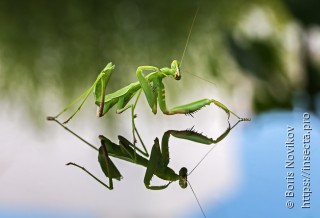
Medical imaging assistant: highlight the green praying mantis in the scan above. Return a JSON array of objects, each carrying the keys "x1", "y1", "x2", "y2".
[
  {"x1": 47, "y1": 117, "x2": 244, "y2": 217},
  {"x1": 52, "y1": 8, "x2": 250, "y2": 158},
  {"x1": 48, "y1": 8, "x2": 251, "y2": 217},
  {"x1": 53, "y1": 60, "x2": 249, "y2": 156}
]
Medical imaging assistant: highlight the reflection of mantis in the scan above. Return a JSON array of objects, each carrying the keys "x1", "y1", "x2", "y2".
[
  {"x1": 47, "y1": 117, "x2": 243, "y2": 217},
  {"x1": 52, "y1": 9, "x2": 250, "y2": 156},
  {"x1": 48, "y1": 117, "x2": 241, "y2": 191}
]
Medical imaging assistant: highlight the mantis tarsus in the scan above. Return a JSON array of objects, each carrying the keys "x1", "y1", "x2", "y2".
[{"x1": 47, "y1": 117, "x2": 244, "y2": 218}]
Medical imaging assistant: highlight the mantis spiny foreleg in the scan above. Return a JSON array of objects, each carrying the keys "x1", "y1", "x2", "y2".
[
  {"x1": 136, "y1": 66, "x2": 160, "y2": 114},
  {"x1": 144, "y1": 138, "x2": 172, "y2": 190},
  {"x1": 142, "y1": 122, "x2": 238, "y2": 190},
  {"x1": 154, "y1": 77, "x2": 250, "y2": 121}
]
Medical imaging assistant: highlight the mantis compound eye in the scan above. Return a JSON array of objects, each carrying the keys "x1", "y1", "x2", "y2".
[
  {"x1": 179, "y1": 167, "x2": 188, "y2": 189},
  {"x1": 179, "y1": 167, "x2": 188, "y2": 177},
  {"x1": 171, "y1": 60, "x2": 181, "y2": 80}
]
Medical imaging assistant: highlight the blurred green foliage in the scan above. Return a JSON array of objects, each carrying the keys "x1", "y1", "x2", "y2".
[{"x1": 0, "y1": 0, "x2": 319, "y2": 120}]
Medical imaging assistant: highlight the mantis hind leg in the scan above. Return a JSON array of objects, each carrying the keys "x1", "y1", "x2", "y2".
[
  {"x1": 66, "y1": 140, "x2": 123, "y2": 190},
  {"x1": 66, "y1": 162, "x2": 114, "y2": 190}
]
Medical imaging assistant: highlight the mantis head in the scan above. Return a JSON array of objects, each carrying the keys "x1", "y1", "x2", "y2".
[
  {"x1": 179, "y1": 167, "x2": 188, "y2": 189},
  {"x1": 171, "y1": 60, "x2": 181, "y2": 80}
]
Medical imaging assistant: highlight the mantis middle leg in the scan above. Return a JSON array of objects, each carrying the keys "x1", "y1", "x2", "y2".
[{"x1": 115, "y1": 89, "x2": 148, "y2": 157}]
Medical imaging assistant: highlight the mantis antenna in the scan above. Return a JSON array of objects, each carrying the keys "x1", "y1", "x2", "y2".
[
  {"x1": 188, "y1": 143, "x2": 218, "y2": 176},
  {"x1": 180, "y1": 7, "x2": 199, "y2": 68},
  {"x1": 185, "y1": 120, "x2": 242, "y2": 217},
  {"x1": 188, "y1": 180, "x2": 207, "y2": 218},
  {"x1": 180, "y1": 8, "x2": 216, "y2": 86},
  {"x1": 188, "y1": 120, "x2": 242, "y2": 176}
]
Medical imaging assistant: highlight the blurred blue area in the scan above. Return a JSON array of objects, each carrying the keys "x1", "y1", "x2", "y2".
[
  {"x1": 0, "y1": 206, "x2": 93, "y2": 218},
  {"x1": 186, "y1": 111, "x2": 320, "y2": 218}
]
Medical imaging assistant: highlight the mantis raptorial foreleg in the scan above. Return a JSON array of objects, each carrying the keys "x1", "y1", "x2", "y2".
[
  {"x1": 153, "y1": 78, "x2": 250, "y2": 121},
  {"x1": 135, "y1": 66, "x2": 160, "y2": 114},
  {"x1": 144, "y1": 138, "x2": 172, "y2": 190},
  {"x1": 142, "y1": 122, "x2": 237, "y2": 190}
]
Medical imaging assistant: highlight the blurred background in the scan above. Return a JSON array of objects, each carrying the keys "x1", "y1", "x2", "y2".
[{"x1": 0, "y1": 0, "x2": 319, "y2": 217}]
